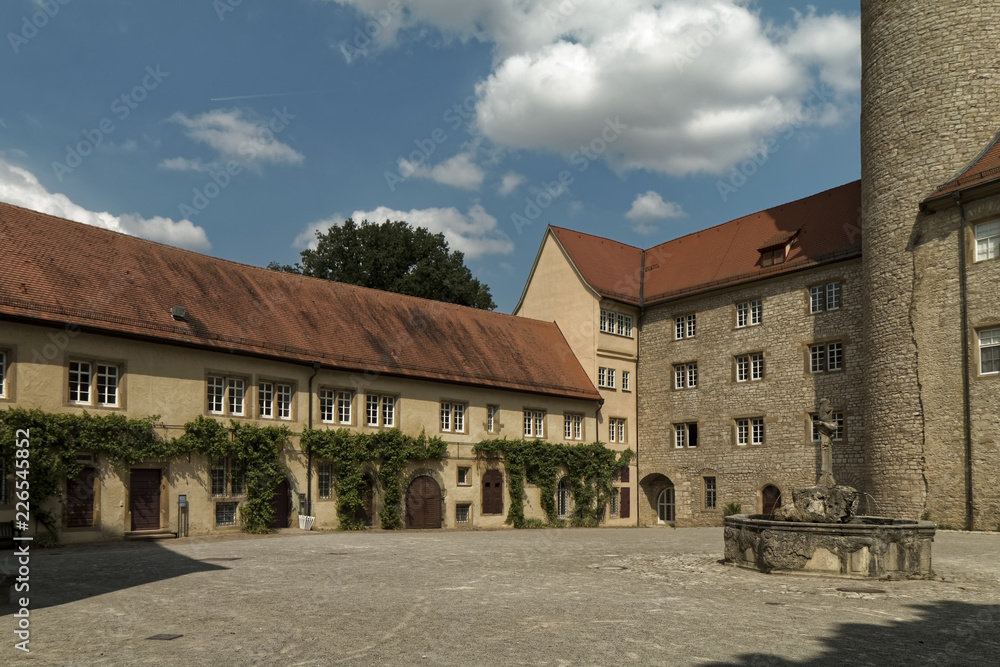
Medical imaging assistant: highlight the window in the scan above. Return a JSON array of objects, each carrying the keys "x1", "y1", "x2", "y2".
[
  {"x1": 523, "y1": 410, "x2": 545, "y2": 438},
  {"x1": 231, "y1": 461, "x2": 245, "y2": 496},
  {"x1": 365, "y1": 394, "x2": 396, "y2": 427},
  {"x1": 609, "y1": 489, "x2": 619, "y2": 517},
  {"x1": 211, "y1": 458, "x2": 227, "y2": 496},
  {"x1": 600, "y1": 309, "x2": 634, "y2": 338},
  {"x1": 69, "y1": 361, "x2": 121, "y2": 407},
  {"x1": 657, "y1": 487, "x2": 675, "y2": 523},
  {"x1": 320, "y1": 390, "x2": 335, "y2": 423},
  {"x1": 809, "y1": 342, "x2": 843, "y2": 373},
  {"x1": 211, "y1": 457, "x2": 245, "y2": 497},
  {"x1": 736, "y1": 299, "x2": 762, "y2": 328},
  {"x1": 704, "y1": 477, "x2": 717, "y2": 510},
  {"x1": 487, "y1": 405, "x2": 499, "y2": 433},
  {"x1": 736, "y1": 353, "x2": 764, "y2": 382},
  {"x1": 215, "y1": 501, "x2": 238, "y2": 526},
  {"x1": 455, "y1": 504, "x2": 470, "y2": 524},
  {"x1": 556, "y1": 478, "x2": 570, "y2": 517},
  {"x1": 598, "y1": 367, "x2": 616, "y2": 388},
  {"x1": 337, "y1": 391, "x2": 353, "y2": 424},
  {"x1": 259, "y1": 382, "x2": 293, "y2": 420},
  {"x1": 69, "y1": 361, "x2": 91, "y2": 404},
  {"x1": 811, "y1": 412, "x2": 844, "y2": 442},
  {"x1": 979, "y1": 329, "x2": 1000, "y2": 375},
  {"x1": 96, "y1": 365, "x2": 119, "y2": 406},
  {"x1": 760, "y1": 248, "x2": 785, "y2": 267},
  {"x1": 810, "y1": 282, "x2": 842, "y2": 313},
  {"x1": 440, "y1": 402, "x2": 466, "y2": 433},
  {"x1": 621, "y1": 371, "x2": 630, "y2": 391},
  {"x1": 608, "y1": 418, "x2": 626, "y2": 443},
  {"x1": 318, "y1": 463, "x2": 333, "y2": 499},
  {"x1": 564, "y1": 414, "x2": 583, "y2": 440},
  {"x1": 975, "y1": 221, "x2": 1000, "y2": 261},
  {"x1": 674, "y1": 422, "x2": 698, "y2": 448},
  {"x1": 457, "y1": 467, "x2": 470, "y2": 485},
  {"x1": 207, "y1": 374, "x2": 246, "y2": 416},
  {"x1": 736, "y1": 418, "x2": 765, "y2": 446},
  {"x1": 675, "y1": 313, "x2": 696, "y2": 339},
  {"x1": 674, "y1": 362, "x2": 698, "y2": 389}
]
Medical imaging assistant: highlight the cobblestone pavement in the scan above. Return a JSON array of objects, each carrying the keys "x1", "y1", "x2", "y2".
[{"x1": 3, "y1": 527, "x2": 999, "y2": 666}]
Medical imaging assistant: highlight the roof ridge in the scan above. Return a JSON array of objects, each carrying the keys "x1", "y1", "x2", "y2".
[{"x1": 550, "y1": 225, "x2": 643, "y2": 251}]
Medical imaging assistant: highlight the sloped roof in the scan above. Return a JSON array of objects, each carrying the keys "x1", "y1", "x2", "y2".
[
  {"x1": 643, "y1": 181, "x2": 862, "y2": 304},
  {"x1": 548, "y1": 227, "x2": 643, "y2": 305},
  {"x1": 0, "y1": 202, "x2": 600, "y2": 402},
  {"x1": 924, "y1": 128, "x2": 1000, "y2": 204}
]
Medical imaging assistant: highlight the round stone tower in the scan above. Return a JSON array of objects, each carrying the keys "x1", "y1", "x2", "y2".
[{"x1": 861, "y1": 1, "x2": 1000, "y2": 518}]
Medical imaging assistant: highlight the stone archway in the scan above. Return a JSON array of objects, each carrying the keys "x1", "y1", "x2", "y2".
[{"x1": 639, "y1": 473, "x2": 676, "y2": 526}]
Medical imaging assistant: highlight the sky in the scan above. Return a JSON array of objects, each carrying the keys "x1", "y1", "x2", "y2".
[{"x1": 0, "y1": 0, "x2": 862, "y2": 313}]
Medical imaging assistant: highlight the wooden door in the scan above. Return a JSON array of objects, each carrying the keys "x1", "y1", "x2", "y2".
[
  {"x1": 130, "y1": 469, "x2": 161, "y2": 531},
  {"x1": 356, "y1": 475, "x2": 375, "y2": 527},
  {"x1": 406, "y1": 476, "x2": 441, "y2": 529},
  {"x1": 762, "y1": 485, "x2": 782, "y2": 516},
  {"x1": 67, "y1": 467, "x2": 96, "y2": 528},
  {"x1": 271, "y1": 479, "x2": 290, "y2": 528},
  {"x1": 482, "y1": 469, "x2": 503, "y2": 515}
]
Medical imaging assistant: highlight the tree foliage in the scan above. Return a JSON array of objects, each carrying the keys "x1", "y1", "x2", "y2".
[{"x1": 269, "y1": 219, "x2": 495, "y2": 309}]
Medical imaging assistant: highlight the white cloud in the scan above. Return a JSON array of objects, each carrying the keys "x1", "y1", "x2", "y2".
[
  {"x1": 498, "y1": 171, "x2": 526, "y2": 196},
  {"x1": 167, "y1": 109, "x2": 303, "y2": 171},
  {"x1": 626, "y1": 190, "x2": 684, "y2": 221},
  {"x1": 327, "y1": 0, "x2": 860, "y2": 176},
  {"x1": 0, "y1": 156, "x2": 210, "y2": 250},
  {"x1": 295, "y1": 205, "x2": 513, "y2": 259},
  {"x1": 397, "y1": 151, "x2": 485, "y2": 190},
  {"x1": 159, "y1": 156, "x2": 210, "y2": 172}
]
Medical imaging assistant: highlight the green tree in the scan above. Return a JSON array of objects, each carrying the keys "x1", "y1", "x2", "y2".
[{"x1": 270, "y1": 219, "x2": 495, "y2": 310}]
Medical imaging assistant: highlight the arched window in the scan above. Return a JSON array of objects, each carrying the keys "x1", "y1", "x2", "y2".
[
  {"x1": 657, "y1": 486, "x2": 675, "y2": 523},
  {"x1": 556, "y1": 478, "x2": 570, "y2": 517}
]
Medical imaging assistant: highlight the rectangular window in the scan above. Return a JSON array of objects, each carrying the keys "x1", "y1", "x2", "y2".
[
  {"x1": 318, "y1": 463, "x2": 333, "y2": 499},
  {"x1": 736, "y1": 355, "x2": 749, "y2": 382},
  {"x1": 736, "y1": 300, "x2": 762, "y2": 327},
  {"x1": 454, "y1": 403, "x2": 465, "y2": 432},
  {"x1": 827, "y1": 283, "x2": 841, "y2": 310},
  {"x1": 96, "y1": 364, "x2": 118, "y2": 406},
  {"x1": 207, "y1": 375, "x2": 247, "y2": 416},
  {"x1": 674, "y1": 422, "x2": 698, "y2": 448},
  {"x1": 600, "y1": 309, "x2": 610, "y2": 333},
  {"x1": 564, "y1": 414, "x2": 573, "y2": 439},
  {"x1": 440, "y1": 402, "x2": 467, "y2": 433},
  {"x1": 320, "y1": 390, "x2": 335, "y2": 423},
  {"x1": 609, "y1": 489, "x2": 619, "y2": 517},
  {"x1": 524, "y1": 410, "x2": 545, "y2": 438},
  {"x1": 736, "y1": 419, "x2": 749, "y2": 446},
  {"x1": 761, "y1": 248, "x2": 785, "y2": 266},
  {"x1": 810, "y1": 343, "x2": 844, "y2": 373},
  {"x1": 675, "y1": 313, "x2": 696, "y2": 339},
  {"x1": 337, "y1": 391, "x2": 353, "y2": 424},
  {"x1": 215, "y1": 501, "x2": 238, "y2": 527},
  {"x1": 230, "y1": 461, "x2": 245, "y2": 497},
  {"x1": 617, "y1": 313, "x2": 633, "y2": 338},
  {"x1": 811, "y1": 412, "x2": 844, "y2": 442},
  {"x1": 751, "y1": 353, "x2": 764, "y2": 380},
  {"x1": 827, "y1": 342, "x2": 843, "y2": 371},
  {"x1": 457, "y1": 467, "x2": 470, "y2": 485},
  {"x1": 381, "y1": 396, "x2": 395, "y2": 427},
  {"x1": 751, "y1": 418, "x2": 765, "y2": 445},
  {"x1": 687, "y1": 314, "x2": 696, "y2": 338},
  {"x1": 601, "y1": 309, "x2": 633, "y2": 337},
  {"x1": 211, "y1": 459, "x2": 227, "y2": 496},
  {"x1": 979, "y1": 328, "x2": 1000, "y2": 375},
  {"x1": 456, "y1": 504, "x2": 471, "y2": 524},
  {"x1": 609, "y1": 418, "x2": 626, "y2": 443},
  {"x1": 69, "y1": 361, "x2": 91, "y2": 404},
  {"x1": 811, "y1": 283, "x2": 842, "y2": 313},
  {"x1": 750, "y1": 299, "x2": 762, "y2": 325},
  {"x1": 675, "y1": 316, "x2": 685, "y2": 340},
  {"x1": 975, "y1": 220, "x2": 1000, "y2": 261},
  {"x1": 228, "y1": 378, "x2": 245, "y2": 416},
  {"x1": 276, "y1": 384, "x2": 292, "y2": 420},
  {"x1": 442, "y1": 403, "x2": 452, "y2": 432},
  {"x1": 736, "y1": 301, "x2": 748, "y2": 328},
  {"x1": 598, "y1": 367, "x2": 607, "y2": 387},
  {"x1": 621, "y1": 371, "x2": 630, "y2": 391},
  {"x1": 674, "y1": 362, "x2": 697, "y2": 389},
  {"x1": 366, "y1": 394, "x2": 380, "y2": 426},
  {"x1": 704, "y1": 477, "x2": 717, "y2": 510},
  {"x1": 208, "y1": 376, "x2": 225, "y2": 414},
  {"x1": 607, "y1": 369, "x2": 615, "y2": 388},
  {"x1": 687, "y1": 364, "x2": 698, "y2": 388},
  {"x1": 487, "y1": 405, "x2": 499, "y2": 433},
  {"x1": 259, "y1": 382, "x2": 274, "y2": 418}
]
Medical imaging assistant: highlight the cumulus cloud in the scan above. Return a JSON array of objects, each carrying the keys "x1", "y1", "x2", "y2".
[
  {"x1": 163, "y1": 108, "x2": 303, "y2": 172},
  {"x1": 626, "y1": 190, "x2": 685, "y2": 235},
  {"x1": 397, "y1": 151, "x2": 485, "y2": 190},
  {"x1": 0, "y1": 156, "x2": 210, "y2": 250},
  {"x1": 327, "y1": 0, "x2": 860, "y2": 176},
  {"x1": 295, "y1": 204, "x2": 513, "y2": 259},
  {"x1": 498, "y1": 171, "x2": 526, "y2": 196}
]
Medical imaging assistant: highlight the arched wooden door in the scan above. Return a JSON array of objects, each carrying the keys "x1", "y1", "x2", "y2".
[
  {"x1": 762, "y1": 485, "x2": 782, "y2": 516},
  {"x1": 270, "y1": 479, "x2": 290, "y2": 529},
  {"x1": 406, "y1": 476, "x2": 441, "y2": 529}
]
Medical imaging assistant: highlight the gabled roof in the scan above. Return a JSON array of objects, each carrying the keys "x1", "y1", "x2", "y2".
[
  {"x1": 923, "y1": 128, "x2": 1000, "y2": 206},
  {"x1": 548, "y1": 227, "x2": 644, "y2": 305},
  {"x1": 0, "y1": 202, "x2": 601, "y2": 402},
  {"x1": 643, "y1": 181, "x2": 861, "y2": 304}
]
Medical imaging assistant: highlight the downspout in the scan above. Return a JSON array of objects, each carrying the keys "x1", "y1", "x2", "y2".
[
  {"x1": 306, "y1": 362, "x2": 321, "y2": 518},
  {"x1": 952, "y1": 192, "x2": 975, "y2": 531},
  {"x1": 637, "y1": 249, "x2": 645, "y2": 527}
]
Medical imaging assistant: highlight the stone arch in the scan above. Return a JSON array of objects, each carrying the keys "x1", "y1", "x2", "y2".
[
  {"x1": 761, "y1": 484, "x2": 782, "y2": 517},
  {"x1": 639, "y1": 472, "x2": 675, "y2": 526}
]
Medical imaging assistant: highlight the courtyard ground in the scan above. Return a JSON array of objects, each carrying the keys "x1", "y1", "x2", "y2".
[{"x1": 2, "y1": 526, "x2": 999, "y2": 665}]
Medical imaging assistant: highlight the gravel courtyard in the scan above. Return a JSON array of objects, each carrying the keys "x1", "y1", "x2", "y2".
[{"x1": 3, "y1": 527, "x2": 999, "y2": 665}]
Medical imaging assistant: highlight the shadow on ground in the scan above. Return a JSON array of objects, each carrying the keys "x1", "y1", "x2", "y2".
[
  {"x1": 707, "y1": 600, "x2": 1000, "y2": 666},
  {"x1": 0, "y1": 541, "x2": 227, "y2": 612}
]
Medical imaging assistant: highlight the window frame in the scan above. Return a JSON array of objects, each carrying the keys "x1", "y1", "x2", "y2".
[
  {"x1": 608, "y1": 417, "x2": 626, "y2": 444},
  {"x1": 735, "y1": 418, "x2": 764, "y2": 446},
  {"x1": 215, "y1": 501, "x2": 239, "y2": 527},
  {"x1": 979, "y1": 328, "x2": 1000, "y2": 376},
  {"x1": 809, "y1": 342, "x2": 844, "y2": 374},
  {"x1": 364, "y1": 393, "x2": 397, "y2": 428},
  {"x1": 318, "y1": 463, "x2": 334, "y2": 499},
  {"x1": 440, "y1": 401, "x2": 468, "y2": 434},
  {"x1": 455, "y1": 503, "x2": 471, "y2": 524},
  {"x1": 486, "y1": 404, "x2": 500, "y2": 433},
  {"x1": 206, "y1": 373, "x2": 248, "y2": 417},
  {"x1": 674, "y1": 313, "x2": 696, "y2": 340},
  {"x1": 564, "y1": 413, "x2": 583, "y2": 441},
  {"x1": 736, "y1": 299, "x2": 762, "y2": 328},
  {"x1": 523, "y1": 409, "x2": 546, "y2": 438},
  {"x1": 600, "y1": 309, "x2": 634, "y2": 338},
  {"x1": 975, "y1": 220, "x2": 1000, "y2": 262},
  {"x1": 674, "y1": 422, "x2": 698, "y2": 448},
  {"x1": 621, "y1": 370, "x2": 630, "y2": 392},
  {"x1": 258, "y1": 380, "x2": 294, "y2": 421},
  {"x1": 703, "y1": 476, "x2": 717, "y2": 511},
  {"x1": 674, "y1": 362, "x2": 698, "y2": 389},
  {"x1": 810, "y1": 282, "x2": 842, "y2": 314}
]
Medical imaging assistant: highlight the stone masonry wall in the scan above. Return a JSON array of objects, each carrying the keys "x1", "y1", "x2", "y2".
[{"x1": 637, "y1": 260, "x2": 864, "y2": 527}]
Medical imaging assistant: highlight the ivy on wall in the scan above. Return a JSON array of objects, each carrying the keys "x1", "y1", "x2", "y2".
[
  {"x1": 302, "y1": 428, "x2": 446, "y2": 530},
  {"x1": 474, "y1": 439, "x2": 633, "y2": 528},
  {"x1": 0, "y1": 409, "x2": 290, "y2": 537}
]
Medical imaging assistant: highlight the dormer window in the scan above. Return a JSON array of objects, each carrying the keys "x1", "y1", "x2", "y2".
[{"x1": 757, "y1": 230, "x2": 799, "y2": 267}]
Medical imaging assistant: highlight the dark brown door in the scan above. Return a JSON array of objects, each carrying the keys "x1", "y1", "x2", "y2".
[
  {"x1": 271, "y1": 479, "x2": 290, "y2": 528},
  {"x1": 482, "y1": 469, "x2": 503, "y2": 515},
  {"x1": 130, "y1": 469, "x2": 160, "y2": 531},
  {"x1": 355, "y1": 475, "x2": 375, "y2": 527},
  {"x1": 406, "y1": 476, "x2": 441, "y2": 529},
  {"x1": 67, "y1": 467, "x2": 96, "y2": 528},
  {"x1": 620, "y1": 487, "x2": 631, "y2": 519},
  {"x1": 762, "y1": 485, "x2": 782, "y2": 516}
]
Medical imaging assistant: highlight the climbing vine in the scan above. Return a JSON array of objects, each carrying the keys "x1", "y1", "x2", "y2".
[
  {"x1": 474, "y1": 439, "x2": 632, "y2": 528},
  {"x1": 302, "y1": 428, "x2": 446, "y2": 530}
]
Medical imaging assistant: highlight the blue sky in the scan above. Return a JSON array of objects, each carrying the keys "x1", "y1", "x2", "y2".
[{"x1": 0, "y1": 0, "x2": 861, "y2": 313}]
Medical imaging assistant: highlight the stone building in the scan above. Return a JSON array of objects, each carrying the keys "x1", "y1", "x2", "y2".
[{"x1": 0, "y1": 203, "x2": 604, "y2": 542}]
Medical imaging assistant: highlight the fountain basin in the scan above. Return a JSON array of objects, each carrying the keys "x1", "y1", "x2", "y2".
[{"x1": 724, "y1": 514, "x2": 935, "y2": 579}]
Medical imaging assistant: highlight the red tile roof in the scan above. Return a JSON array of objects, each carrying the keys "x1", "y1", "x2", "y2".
[
  {"x1": 924, "y1": 129, "x2": 1000, "y2": 203},
  {"x1": 548, "y1": 227, "x2": 643, "y2": 305},
  {"x1": 0, "y1": 202, "x2": 600, "y2": 402},
  {"x1": 547, "y1": 182, "x2": 861, "y2": 307}
]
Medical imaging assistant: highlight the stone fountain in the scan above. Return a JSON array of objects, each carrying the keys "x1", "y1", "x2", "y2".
[{"x1": 724, "y1": 399, "x2": 935, "y2": 579}]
